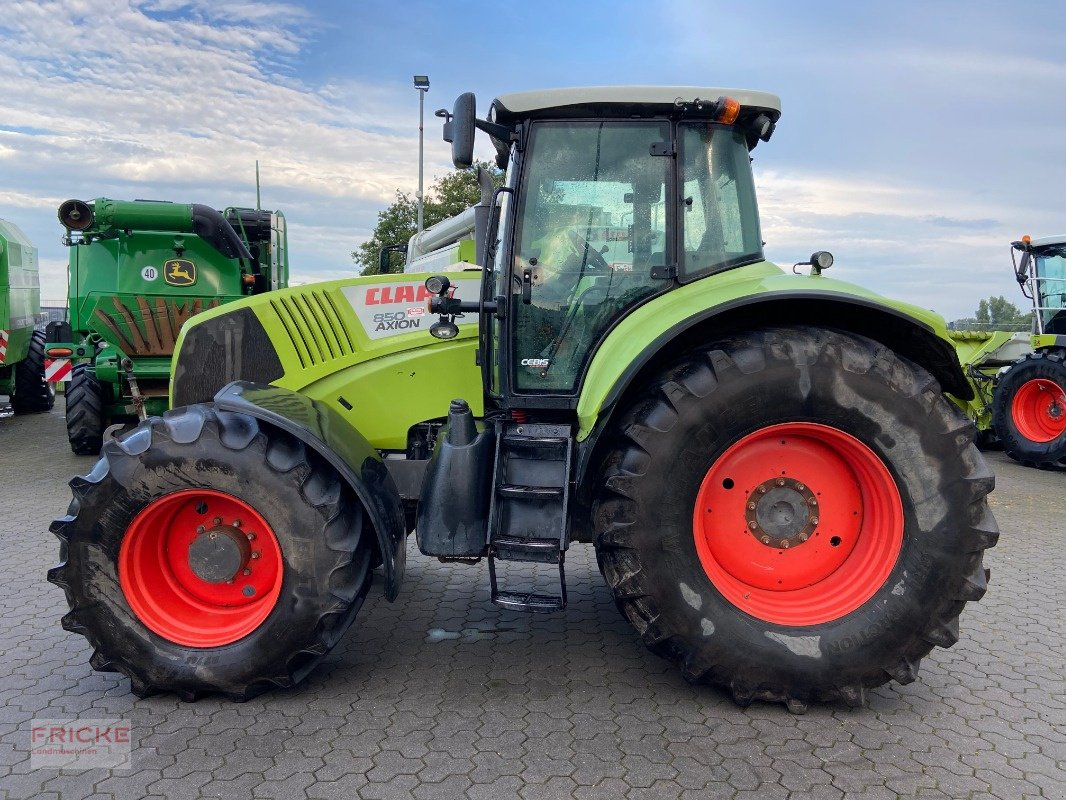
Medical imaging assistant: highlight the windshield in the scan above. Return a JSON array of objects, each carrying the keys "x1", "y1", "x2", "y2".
[
  {"x1": 1035, "y1": 248, "x2": 1066, "y2": 334},
  {"x1": 678, "y1": 123, "x2": 763, "y2": 277},
  {"x1": 511, "y1": 120, "x2": 670, "y2": 392}
]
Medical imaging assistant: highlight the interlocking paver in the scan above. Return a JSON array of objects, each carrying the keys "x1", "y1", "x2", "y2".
[{"x1": 0, "y1": 400, "x2": 1064, "y2": 799}]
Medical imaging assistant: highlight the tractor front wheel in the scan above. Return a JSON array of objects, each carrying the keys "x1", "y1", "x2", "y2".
[
  {"x1": 992, "y1": 350, "x2": 1066, "y2": 468},
  {"x1": 48, "y1": 405, "x2": 376, "y2": 701},
  {"x1": 593, "y1": 326, "x2": 997, "y2": 710}
]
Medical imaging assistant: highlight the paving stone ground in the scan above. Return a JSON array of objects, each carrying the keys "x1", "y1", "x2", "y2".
[{"x1": 0, "y1": 399, "x2": 1063, "y2": 799}]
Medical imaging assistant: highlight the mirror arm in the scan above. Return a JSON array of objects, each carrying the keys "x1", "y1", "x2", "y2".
[{"x1": 475, "y1": 118, "x2": 518, "y2": 142}]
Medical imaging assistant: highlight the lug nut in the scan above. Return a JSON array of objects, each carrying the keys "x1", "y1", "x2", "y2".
[
  {"x1": 243, "y1": 568, "x2": 252, "y2": 576},
  {"x1": 798, "y1": 532, "x2": 808, "y2": 542},
  {"x1": 776, "y1": 478, "x2": 785, "y2": 486},
  {"x1": 213, "y1": 517, "x2": 222, "y2": 526},
  {"x1": 232, "y1": 519, "x2": 242, "y2": 528},
  {"x1": 757, "y1": 486, "x2": 767, "y2": 494},
  {"x1": 196, "y1": 525, "x2": 206, "y2": 534},
  {"x1": 782, "y1": 541, "x2": 790, "y2": 548},
  {"x1": 246, "y1": 532, "x2": 256, "y2": 541},
  {"x1": 748, "y1": 521, "x2": 758, "y2": 530},
  {"x1": 747, "y1": 502, "x2": 756, "y2": 511},
  {"x1": 810, "y1": 516, "x2": 819, "y2": 525},
  {"x1": 808, "y1": 497, "x2": 818, "y2": 506},
  {"x1": 796, "y1": 483, "x2": 805, "y2": 491},
  {"x1": 250, "y1": 551, "x2": 261, "y2": 559},
  {"x1": 761, "y1": 536, "x2": 771, "y2": 544}
]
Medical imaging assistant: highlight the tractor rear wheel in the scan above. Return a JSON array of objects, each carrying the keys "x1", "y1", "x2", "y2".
[
  {"x1": 65, "y1": 363, "x2": 106, "y2": 455},
  {"x1": 593, "y1": 326, "x2": 997, "y2": 711},
  {"x1": 12, "y1": 330, "x2": 55, "y2": 413},
  {"x1": 48, "y1": 404, "x2": 376, "y2": 701},
  {"x1": 991, "y1": 350, "x2": 1066, "y2": 468}
]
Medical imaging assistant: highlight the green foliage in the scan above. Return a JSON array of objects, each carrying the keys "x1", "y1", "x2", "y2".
[
  {"x1": 352, "y1": 162, "x2": 504, "y2": 275},
  {"x1": 975, "y1": 295, "x2": 1032, "y2": 329}
]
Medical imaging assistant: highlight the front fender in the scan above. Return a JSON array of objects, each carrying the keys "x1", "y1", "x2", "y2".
[
  {"x1": 577, "y1": 262, "x2": 968, "y2": 441},
  {"x1": 213, "y1": 381, "x2": 406, "y2": 601}
]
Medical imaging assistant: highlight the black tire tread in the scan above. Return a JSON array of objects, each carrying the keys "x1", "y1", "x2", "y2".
[
  {"x1": 12, "y1": 329, "x2": 55, "y2": 413},
  {"x1": 65, "y1": 363, "x2": 105, "y2": 455},
  {"x1": 593, "y1": 326, "x2": 997, "y2": 710},
  {"x1": 48, "y1": 405, "x2": 374, "y2": 701}
]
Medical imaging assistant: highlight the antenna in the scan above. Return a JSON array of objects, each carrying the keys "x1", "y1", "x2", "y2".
[{"x1": 255, "y1": 160, "x2": 261, "y2": 212}]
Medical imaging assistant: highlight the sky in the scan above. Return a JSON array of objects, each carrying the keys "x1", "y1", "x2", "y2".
[{"x1": 1, "y1": 0, "x2": 1063, "y2": 321}]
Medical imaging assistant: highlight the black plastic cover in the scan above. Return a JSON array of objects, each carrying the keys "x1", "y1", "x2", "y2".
[
  {"x1": 416, "y1": 419, "x2": 495, "y2": 558},
  {"x1": 172, "y1": 307, "x2": 284, "y2": 408}
]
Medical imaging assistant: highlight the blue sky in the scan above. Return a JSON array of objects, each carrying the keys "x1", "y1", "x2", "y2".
[{"x1": 2, "y1": 0, "x2": 1063, "y2": 320}]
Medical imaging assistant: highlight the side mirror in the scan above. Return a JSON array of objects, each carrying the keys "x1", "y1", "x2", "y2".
[{"x1": 450, "y1": 93, "x2": 476, "y2": 169}]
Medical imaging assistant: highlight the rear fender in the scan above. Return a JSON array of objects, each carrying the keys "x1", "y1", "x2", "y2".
[{"x1": 213, "y1": 381, "x2": 406, "y2": 600}]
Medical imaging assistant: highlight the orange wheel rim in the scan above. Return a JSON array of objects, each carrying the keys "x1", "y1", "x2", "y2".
[
  {"x1": 1011, "y1": 378, "x2": 1066, "y2": 443},
  {"x1": 692, "y1": 422, "x2": 904, "y2": 626},
  {"x1": 119, "y1": 490, "x2": 284, "y2": 647}
]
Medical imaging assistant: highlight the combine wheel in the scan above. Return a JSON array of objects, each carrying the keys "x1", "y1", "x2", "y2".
[
  {"x1": 48, "y1": 404, "x2": 376, "y2": 700},
  {"x1": 992, "y1": 350, "x2": 1066, "y2": 468},
  {"x1": 12, "y1": 330, "x2": 55, "y2": 413},
  {"x1": 65, "y1": 363, "x2": 105, "y2": 455},
  {"x1": 593, "y1": 326, "x2": 997, "y2": 710}
]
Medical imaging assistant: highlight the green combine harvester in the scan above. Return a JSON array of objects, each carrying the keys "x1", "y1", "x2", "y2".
[
  {"x1": 951, "y1": 234, "x2": 1066, "y2": 468},
  {"x1": 50, "y1": 197, "x2": 288, "y2": 453},
  {"x1": 51, "y1": 86, "x2": 998, "y2": 712},
  {"x1": 0, "y1": 219, "x2": 53, "y2": 417}
]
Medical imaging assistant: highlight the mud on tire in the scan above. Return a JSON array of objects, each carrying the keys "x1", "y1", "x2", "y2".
[
  {"x1": 48, "y1": 404, "x2": 376, "y2": 701},
  {"x1": 592, "y1": 326, "x2": 998, "y2": 711}
]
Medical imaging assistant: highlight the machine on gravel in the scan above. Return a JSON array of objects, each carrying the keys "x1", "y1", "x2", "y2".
[
  {"x1": 0, "y1": 219, "x2": 53, "y2": 417},
  {"x1": 50, "y1": 87, "x2": 998, "y2": 711},
  {"x1": 951, "y1": 235, "x2": 1066, "y2": 468},
  {"x1": 50, "y1": 197, "x2": 288, "y2": 454}
]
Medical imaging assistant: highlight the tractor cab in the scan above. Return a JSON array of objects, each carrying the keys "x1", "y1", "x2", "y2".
[
  {"x1": 419, "y1": 88, "x2": 781, "y2": 609},
  {"x1": 427, "y1": 87, "x2": 780, "y2": 404},
  {"x1": 1013, "y1": 234, "x2": 1066, "y2": 335}
]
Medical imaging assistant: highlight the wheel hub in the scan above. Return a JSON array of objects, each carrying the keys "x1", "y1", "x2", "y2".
[
  {"x1": 188, "y1": 525, "x2": 252, "y2": 584},
  {"x1": 746, "y1": 478, "x2": 818, "y2": 548}
]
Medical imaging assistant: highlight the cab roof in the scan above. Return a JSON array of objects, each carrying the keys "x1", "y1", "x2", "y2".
[{"x1": 490, "y1": 86, "x2": 781, "y2": 123}]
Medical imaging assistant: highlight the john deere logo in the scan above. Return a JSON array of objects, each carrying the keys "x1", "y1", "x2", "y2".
[{"x1": 164, "y1": 259, "x2": 196, "y2": 287}]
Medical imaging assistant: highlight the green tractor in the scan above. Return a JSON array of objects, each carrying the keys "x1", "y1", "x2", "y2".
[
  {"x1": 49, "y1": 197, "x2": 289, "y2": 454},
  {"x1": 0, "y1": 218, "x2": 54, "y2": 417},
  {"x1": 50, "y1": 87, "x2": 998, "y2": 711},
  {"x1": 951, "y1": 234, "x2": 1066, "y2": 468}
]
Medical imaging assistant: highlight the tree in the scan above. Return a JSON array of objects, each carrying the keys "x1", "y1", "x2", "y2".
[
  {"x1": 974, "y1": 295, "x2": 1031, "y2": 330},
  {"x1": 352, "y1": 162, "x2": 503, "y2": 275}
]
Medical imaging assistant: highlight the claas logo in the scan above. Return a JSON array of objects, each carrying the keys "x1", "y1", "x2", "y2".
[{"x1": 164, "y1": 259, "x2": 196, "y2": 286}]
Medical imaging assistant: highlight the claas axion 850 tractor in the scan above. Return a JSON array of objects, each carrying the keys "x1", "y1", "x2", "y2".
[
  {"x1": 49, "y1": 197, "x2": 288, "y2": 454},
  {"x1": 50, "y1": 87, "x2": 998, "y2": 711}
]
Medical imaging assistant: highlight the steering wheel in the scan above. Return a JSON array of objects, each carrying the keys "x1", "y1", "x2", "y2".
[{"x1": 565, "y1": 230, "x2": 610, "y2": 271}]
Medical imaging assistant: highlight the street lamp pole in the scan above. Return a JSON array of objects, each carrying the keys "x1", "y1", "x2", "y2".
[{"x1": 414, "y1": 75, "x2": 430, "y2": 234}]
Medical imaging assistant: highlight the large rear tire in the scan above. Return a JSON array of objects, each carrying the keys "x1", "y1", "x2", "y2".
[
  {"x1": 65, "y1": 363, "x2": 106, "y2": 455},
  {"x1": 48, "y1": 404, "x2": 376, "y2": 701},
  {"x1": 592, "y1": 326, "x2": 998, "y2": 711},
  {"x1": 991, "y1": 350, "x2": 1066, "y2": 468},
  {"x1": 12, "y1": 330, "x2": 55, "y2": 413}
]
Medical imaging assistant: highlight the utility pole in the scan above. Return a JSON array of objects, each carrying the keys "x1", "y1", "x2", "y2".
[{"x1": 414, "y1": 75, "x2": 430, "y2": 234}]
